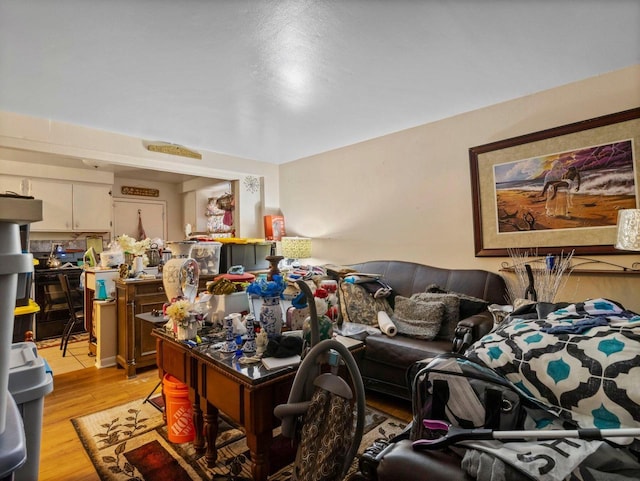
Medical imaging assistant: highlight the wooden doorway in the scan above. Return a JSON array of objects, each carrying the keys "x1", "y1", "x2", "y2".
[{"x1": 113, "y1": 199, "x2": 167, "y2": 241}]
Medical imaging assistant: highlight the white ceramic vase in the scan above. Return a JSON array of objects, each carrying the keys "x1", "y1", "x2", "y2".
[
  {"x1": 133, "y1": 255, "x2": 144, "y2": 274},
  {"x1": 176, "y1": 322, "x2": 198, "y2": 341},
  {"x1": 162, "y1": 257, "x2": 200, "y2": 303}
]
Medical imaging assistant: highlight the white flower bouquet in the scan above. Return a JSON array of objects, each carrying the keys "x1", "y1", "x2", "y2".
[{"x1": 116, "y1": 234, "x2": 151, "y2": 256}]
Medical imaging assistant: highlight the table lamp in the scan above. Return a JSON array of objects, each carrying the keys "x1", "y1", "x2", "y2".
[
  {"x1": 281, "y1": 236, "x2": 312, "y2": 269},
  {"x1": 615, "y1": 209, "x2": 640, "y2": 251}
]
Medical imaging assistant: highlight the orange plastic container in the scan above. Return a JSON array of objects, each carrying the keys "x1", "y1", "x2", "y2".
[{"x1": 162, "y1": 374, "x2": 194, "y2": 443}]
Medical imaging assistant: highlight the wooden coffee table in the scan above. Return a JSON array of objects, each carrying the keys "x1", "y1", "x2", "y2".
[{"x1": 151, "y1": 324, "x2": 363, "y2": 481}]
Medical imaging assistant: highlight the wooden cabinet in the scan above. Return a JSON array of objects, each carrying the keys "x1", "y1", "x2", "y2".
[
  {"x1": 115, "y1": 278, "x2": 168, "y2": 378},
  {"x1": 115, "y1": 275, "x2": 213, "y2": 378}
]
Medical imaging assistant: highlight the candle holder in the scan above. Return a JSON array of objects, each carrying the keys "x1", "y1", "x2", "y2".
[
  {"x1": 220, "y1": 315, "x2": 237, "y2": 353},
  {"x1": 265, "y1": 255, "x2": 284, "y2": 280},
  {"x1": 242, "y1": 315, "x2": 257, "y2": 353}
]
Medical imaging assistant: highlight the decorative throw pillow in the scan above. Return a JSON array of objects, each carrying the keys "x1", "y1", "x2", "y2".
[
  {"x1": 338, "y1": 281, "x2": 393, "y2": 326},
  {"x1": 452, "y1": 292, "x2": 489, "y2": 319},
  {"x1": 411, "y1": 292, "x2": 460, "y2": 341},
  {"x1": 392, "y1": 296, "x2": 444, "y2": 340},
  {"x1": 424, "y1": 284, "x2": 488, "y2": 319}
]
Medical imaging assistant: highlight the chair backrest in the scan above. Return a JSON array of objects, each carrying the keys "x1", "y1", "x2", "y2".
[{"x1": 57, "y1": 273, "x2": 82, "y2": 319}]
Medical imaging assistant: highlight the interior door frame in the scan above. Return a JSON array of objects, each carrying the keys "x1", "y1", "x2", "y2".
[{"x1": 112, "y1": 198, "x2": 167, "y2": 241}]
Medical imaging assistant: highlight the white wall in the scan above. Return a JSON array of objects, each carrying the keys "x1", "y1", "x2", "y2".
[
  {"x1": 0, "y1": 111, "x2": 281, "y2": 234},
  {"x1": 279, "y1": 65, "x2": 640, "y2": 312}
]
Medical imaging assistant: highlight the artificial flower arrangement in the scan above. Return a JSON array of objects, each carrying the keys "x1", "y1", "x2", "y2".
[
  {"x1": 165, "y1": 297, "x2": 207, "y2": 339},
  {"x1": 116, "y1": 234, "x2": 151, "y2": 257},
  {"x1": 246, "y1": 274, "x2": 287, "y2": 298}
]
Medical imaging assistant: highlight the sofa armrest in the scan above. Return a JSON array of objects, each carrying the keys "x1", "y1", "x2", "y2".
[
  {"x1": 376, "y1": 440, "x2": 470, "y2": 481},
  {"x1": 452, "y1": 311, "x2": 494, "y2": 353},
  {"x1": 357, "y1": 424, "x2": 412, "y2": 481}
]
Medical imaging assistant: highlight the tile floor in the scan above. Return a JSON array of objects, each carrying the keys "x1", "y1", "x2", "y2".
[{"x1": 38, "y1": 339, "x2": 96, "y2": 375}]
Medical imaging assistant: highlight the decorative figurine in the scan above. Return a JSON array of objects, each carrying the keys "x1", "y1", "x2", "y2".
[{"x1": 256, "y1": 328, "x2": 268, "y2": 357}]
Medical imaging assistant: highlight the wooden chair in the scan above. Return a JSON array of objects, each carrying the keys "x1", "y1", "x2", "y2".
[{"x1": 57, "y1": 273, "x2": 85, "y2": 357}]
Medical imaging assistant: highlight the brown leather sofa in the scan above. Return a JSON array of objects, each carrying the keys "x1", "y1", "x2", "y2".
[
  {"x1": 341, "y1": 260, "x2": 507, "y2": 400},
  {"x1": 338, "y1": 260, "x2": 506, "y2": 481}
]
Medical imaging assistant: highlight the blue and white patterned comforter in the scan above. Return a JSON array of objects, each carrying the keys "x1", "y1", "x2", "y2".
[{"x1": 466, "y1": 298, "x2": 640, "y2": 449}]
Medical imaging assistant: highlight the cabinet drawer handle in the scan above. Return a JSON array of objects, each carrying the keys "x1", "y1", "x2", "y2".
[{"x1": 158, "y1": 286, "x2": 164, "y2": 292}]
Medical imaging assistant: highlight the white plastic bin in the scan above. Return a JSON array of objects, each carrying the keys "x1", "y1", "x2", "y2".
[
  {"x1": 9, "y1": 342, "x2": 53, "y2": 481},
  {"x1": 190, "y1": 241, "x2": 222, "y2": 276}
]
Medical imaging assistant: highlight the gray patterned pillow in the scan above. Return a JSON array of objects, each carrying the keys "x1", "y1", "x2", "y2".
[
  {"x1": 338, "y1": 281, "x2": 393, "y2": 326},
  {"x1": 411, "y1": 292, "x2": 460, "y2": 341},
  {"x1": 392, "y1": 296, "x2": 444, "y2": 340}
]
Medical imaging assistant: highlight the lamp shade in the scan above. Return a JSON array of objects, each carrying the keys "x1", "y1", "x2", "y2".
[
  {"x1": 281, "y1": 236, "x2": 312, "y2": 259},
  {"x1": 615, "y1": 209, "x2": 640, "y2": 251}
]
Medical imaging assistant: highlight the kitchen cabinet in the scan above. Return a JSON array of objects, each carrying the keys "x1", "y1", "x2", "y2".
[
  {"x1": 31, "y1": 179, "x2": 73, "y2": 231},
  {"x1": 73, "y1": 183, "x2": 112, "y2": 231},
  {"x1": 115, "y1": 275, "x2": 213, "y2": 378},
  {"x1": 28, "y1": 179, "x2": 111, "y2": 232},
  {"x1": 0, "y1": 175, "x2": 24, "y2": 195},
  {"x1": 0, "y1": 174, "x2": 112, "y2": 231}
]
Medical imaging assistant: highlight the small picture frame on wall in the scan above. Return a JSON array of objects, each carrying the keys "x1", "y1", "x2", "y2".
[
  {"x1": 264, "y1": 215, "x2": 286, "y2": 241},
  {"x1": 469, "y1": 108, "x2": 640, "y2": 257}
]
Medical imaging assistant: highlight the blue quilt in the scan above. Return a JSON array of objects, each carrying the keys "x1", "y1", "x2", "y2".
[{"x1": 466, "y1": 298, "x2": 640, "y2": 450}]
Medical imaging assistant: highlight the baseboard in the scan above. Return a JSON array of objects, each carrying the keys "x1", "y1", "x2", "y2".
[{"x1": 95, "y1": 356, "x2": 117, "y2": 368}]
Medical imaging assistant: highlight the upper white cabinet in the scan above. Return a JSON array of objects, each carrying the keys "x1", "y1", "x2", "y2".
[
  {"x1": 73, "y1": 183, "x2": 112, "y2": 231},
  {"x1": 31, "y1": 179, "x2": 73, "y2": 231},
  {"x1": 2, "y1": 177, "x2": 113, "y2": 232},
  {"x1": 0, "y1": 175, "x2": 23, "y2": 195}
]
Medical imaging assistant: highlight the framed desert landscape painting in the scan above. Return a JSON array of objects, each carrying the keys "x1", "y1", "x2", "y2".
[{"x1": 469, "y1": 108, "x2": 640, "y2": 257}]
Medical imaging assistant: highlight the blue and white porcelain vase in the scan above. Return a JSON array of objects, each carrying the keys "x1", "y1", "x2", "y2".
[{"x1": 259, "y1": 296, "x2": 283, "y2": 339}]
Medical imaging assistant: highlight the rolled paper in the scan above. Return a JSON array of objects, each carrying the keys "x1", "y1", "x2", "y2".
[{"x1": 377, "y1": 311, "x2": 397, "y2": 337}]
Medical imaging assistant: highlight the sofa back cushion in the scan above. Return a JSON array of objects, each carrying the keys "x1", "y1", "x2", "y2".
[{"x1": 348, "y1": 260, "x2": 506, "y2": 306}]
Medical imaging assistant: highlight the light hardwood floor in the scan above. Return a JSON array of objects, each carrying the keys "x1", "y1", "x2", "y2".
[
  {"x1": 40, "y1": 365, "x2": 160, "y2": 481},
  {"x1": 39, "y1": 360, "x2": 412, "y2": 480}
]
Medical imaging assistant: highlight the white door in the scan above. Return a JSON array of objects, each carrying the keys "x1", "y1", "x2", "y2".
[{"x1": 113, "y1": 199, "x2": 167, "y2": 241}]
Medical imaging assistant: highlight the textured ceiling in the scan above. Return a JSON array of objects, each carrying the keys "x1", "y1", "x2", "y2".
[{"x1": 0, "y1": 1, "x2": 638, "y2": 166}]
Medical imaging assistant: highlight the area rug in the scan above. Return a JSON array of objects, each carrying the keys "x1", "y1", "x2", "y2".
[
  {"x1": 71, "y1": 397, "x2": 407, "y2": 480},
  {"x1": 35, "y1": 332, "x2": 89, "y2": 350}
]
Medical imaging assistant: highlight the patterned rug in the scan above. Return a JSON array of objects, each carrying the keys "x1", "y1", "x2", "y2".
[
  {"x1": 72, "y1": 397, "x2": 407, "y2": 480},
  {"x1": 35, "y1": 332, "x2": 89, "y2": 350}
]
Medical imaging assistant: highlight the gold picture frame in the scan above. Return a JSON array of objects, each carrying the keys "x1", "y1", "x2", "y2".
[{"x1": 469, "y1": 108, "x2": 640, "y2": 257}]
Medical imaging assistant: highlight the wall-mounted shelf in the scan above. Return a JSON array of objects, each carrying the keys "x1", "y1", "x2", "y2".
[{"x1": 499, "y1": 256, "x2": 640, "y2": 276}]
